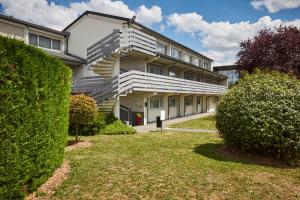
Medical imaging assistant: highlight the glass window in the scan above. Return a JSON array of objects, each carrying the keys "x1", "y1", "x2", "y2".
[
  {"x1": 193, "y1": 58, "x2": 199, "y2": 66},
  {"x1": 29, "y1": 33, "x2": 38, "y2": 46},
  {"x1": 169, "y1": 97, "x2": 176, "y2": 107},
  {"x1": 52, "y1": 39, "x2": 61, "y2": 50},
  {"x1": 183, "y1": 54, "x2": 189, "y2": 62},
  {"x1": 185, "y1": 96, "x2": 193, "y2": 106},
  {"x1": 150, "y1": 67, "x2": 163, "y2": 75},
  {"x1": 157, "y1": 42, "x2": 166, "y2": 54},
  {"x1": 189, "y1": 56, "x2": 193, "y2": 63},
  {"x1": 150, "y1": 98, "x2": 163, "y2": 109},
  {"x1": 39, "y1": 36, "x2": 51, "y2": 49},
  {"x1": 184, "y1": 72, "x2": 193, "y2": 80},
  {"x1": 171, "y1": 48, "x2": 180, "y2": 59}
]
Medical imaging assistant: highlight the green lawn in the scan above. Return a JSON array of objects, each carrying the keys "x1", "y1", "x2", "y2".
[
  {"x1": 52, "y1": 132, "x2": 300, "y2": 200},
  {"x1": 169, "y1": 115, "x2": 217, "y2": 130}
]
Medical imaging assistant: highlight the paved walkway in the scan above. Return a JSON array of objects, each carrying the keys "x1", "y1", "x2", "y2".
[
  {"x1": 164, "y1": 127, "x2": 217, "y2": 133},
  {"x1": 134, "y1": 112, "x2": 214, "y2": 133}
]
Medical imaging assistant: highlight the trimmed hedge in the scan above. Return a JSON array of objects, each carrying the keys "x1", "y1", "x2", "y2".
[
  {"x1": 0, "y1": 36, "x2": 71, "y2": 199},
  {"x1": 101, "y1": 120, "x2": 137, "y2": 135},
  {"x1": 216, "y1": 70, "x2": 300, "y2": 160}
]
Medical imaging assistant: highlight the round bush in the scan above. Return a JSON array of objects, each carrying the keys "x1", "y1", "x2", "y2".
[
  {"x1": 0, "y1": 36, "x2": 71, "y2": 198},
  {"x1": 216, "y1": 70, "x2": 300, "y2": 160},
  {"x1": 69, "y1": 111, "x2": 106, "y2": 136},
  {"x1": 69, "y1": 94, "x2": 97, "y2": 140}
]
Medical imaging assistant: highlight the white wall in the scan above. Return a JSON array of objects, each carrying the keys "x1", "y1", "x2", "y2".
[
  {"x1": 66, "y1": 14, "x2": 124, "y2": 59},
  {"x1": 121, "y1": 57, "x2": 147, "y2": 72}
]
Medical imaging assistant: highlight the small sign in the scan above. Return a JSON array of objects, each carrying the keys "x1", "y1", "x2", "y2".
[{"x1": 160, "y1": 110, "x2": 166, "y2": 121}]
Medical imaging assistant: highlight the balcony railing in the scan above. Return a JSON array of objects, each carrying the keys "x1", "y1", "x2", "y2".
[
  {"x1": 118, "y1": 70, "x2": 227, "y2": 95},
  {"x1": 87, "y1": 28, "x2": 156, "y2": 64}
]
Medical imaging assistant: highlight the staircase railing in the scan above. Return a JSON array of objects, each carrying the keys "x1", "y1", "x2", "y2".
[
  {"x1": 87, "y1": 29, "x2": 121, "y2": 64},
  {"x1": 72, "y1": 76, "x2": 118, "y2": 103}
]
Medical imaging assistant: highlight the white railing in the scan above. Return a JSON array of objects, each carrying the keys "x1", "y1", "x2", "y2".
[
  {"x1": 87, "y1": 28, "x2": 157, "y2": 64},
  {"x1": 118, "y1": 70, "x2": 227, "y2": 95},
  {"x1": 120, "y1": 28, "x2": 156, "y2": 56}
]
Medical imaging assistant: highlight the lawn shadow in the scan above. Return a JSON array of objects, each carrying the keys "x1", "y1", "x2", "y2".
[{"x1": 193, "y1": 143, "x2": 298, "y2": 169}]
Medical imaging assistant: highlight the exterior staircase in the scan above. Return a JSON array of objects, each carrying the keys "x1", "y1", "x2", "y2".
[{"x1": 80, "y1": 26, "x2": 156, "y2": 115}]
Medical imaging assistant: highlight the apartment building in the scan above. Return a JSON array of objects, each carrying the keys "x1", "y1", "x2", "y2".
[{"x1": 0, "y1": 11, "x2": 228, "y2": 126}]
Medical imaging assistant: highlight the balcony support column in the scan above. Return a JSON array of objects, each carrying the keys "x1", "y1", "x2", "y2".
[{"x1": 113, "y1": 99, "x2": 120, "y2": 119}]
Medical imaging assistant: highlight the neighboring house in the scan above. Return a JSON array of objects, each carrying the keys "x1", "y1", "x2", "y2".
[
  {"x1": 0, "y1": 13, "x2": 85, "y2": 68},
  {"x1": 0, "y1": 11, "x2": 228, "y2": 126},
  {"x1": 213, "y1": 65, "x2": 240, "y2": 86}
]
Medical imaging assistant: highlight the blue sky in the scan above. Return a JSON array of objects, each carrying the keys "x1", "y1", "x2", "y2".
[{"x1": 1, "y1": 0, "x2": 299, "y2": 65}]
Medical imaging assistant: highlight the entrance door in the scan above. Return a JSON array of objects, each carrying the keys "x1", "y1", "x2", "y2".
[
  {"x1": 148, "y1": 96, "x2": 163, "y2": 123},
  {"x1": 184, "y1": 95, "x2": 193, "y2": 116},
  {"x1": 168, "y1": 96, "x2": 179, "y2": 119},
  {"x1": 196, "y1": 96, "x2": 202, "y2": 113}
]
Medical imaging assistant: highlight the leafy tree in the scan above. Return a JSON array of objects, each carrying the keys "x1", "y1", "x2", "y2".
[
  {"x1": 237, "y1": 26, "x2": 300, "y2": 78},
  {"x1": 69, "y1": 94, "x2": 97, "y2": 142}
]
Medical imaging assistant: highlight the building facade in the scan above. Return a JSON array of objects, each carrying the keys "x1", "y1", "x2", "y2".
[{"x1": 0, "y1": 11, "x2": 228, "y2": 126}]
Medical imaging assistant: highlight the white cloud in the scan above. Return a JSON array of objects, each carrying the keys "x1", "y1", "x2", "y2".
[
  {"x1": 167, "y1": 12, "x2": 300, "y2": 65},
  {"x1": 0, "y1": 0, "x2": 162, "y2": 30},
  {"x1": 136, "y1": 5, "x2": 162, "y2": 26},
  {"x1": 251, "y1": 0, "x2": 300, "y2": 13}
]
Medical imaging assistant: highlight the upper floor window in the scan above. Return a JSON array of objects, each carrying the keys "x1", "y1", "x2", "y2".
[
  {"x1": 184, "y1": 72, "x2": 193, "y2": 80},
  {"x1": 183, "y1": 54, "x2": 189, "y2": 63},
  {"x1": 149, "y1": 66, "x2": 163, "y2": 75},
  {"x1": 189, "y1": 56, "x2": 193, "y2": 64},
  {"x1": 193, "y1": 58, "x2": 199, "y2": 66},
  {"x1": 157, "y1": 42, "x2": 167, "y2": 54},
  {"x1": 203, "y1": 61, "x2": 211, "y2": 70},
  {"x1": 29, "y1": 33, "x2": 61, "y2": 51},
  {"x1": 171, "y1": 48, "x2": 181, "y2": 59}
]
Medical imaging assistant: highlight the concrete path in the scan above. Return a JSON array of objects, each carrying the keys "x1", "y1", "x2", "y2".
[
  {"x1": 164, "y1": 127, "x2": 217, "y2": 133},
  {"x1": 134, "y1": 112, "x2": 214, "y2": 133}
]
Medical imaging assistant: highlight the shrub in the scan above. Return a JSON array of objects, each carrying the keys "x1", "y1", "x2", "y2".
[
  {"x1": 69, "y1": 94, "x2": 97, "y2": 141},
  {"x1": 0, "y1": 36, "x2": 71, "y2": 199},
  {"x1": 216, "y1": 70, "x2": 300, "y2": 161},
  {"x1": 101, "y1": 120, "x2": 137, "y2": 135},
  {"x1": 69, "y1": 111, "x2": 106, "y2": 136}
]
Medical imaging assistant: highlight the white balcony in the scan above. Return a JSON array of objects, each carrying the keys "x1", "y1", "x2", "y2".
[{"x1": 118, "y1": 70, "x2": 227, "y2": 95}]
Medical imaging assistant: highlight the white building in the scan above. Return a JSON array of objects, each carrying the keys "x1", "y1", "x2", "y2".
[{"x1": 0, "y1": 11, "x2": 227, "y2": 126}]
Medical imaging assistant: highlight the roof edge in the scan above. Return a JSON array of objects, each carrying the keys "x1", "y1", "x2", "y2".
[{"x1": 0, "y1": 13, "x2": 69, "y2": 36}]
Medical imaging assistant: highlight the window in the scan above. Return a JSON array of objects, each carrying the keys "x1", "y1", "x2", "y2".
[
  {"x1": 52, "y1": 39, "x2": 61, "y2": 50},
  {"x1": 171, "y1": 48, "x2": 180, "y2": 59},
  {"x1": 157, "y1": 42, "x2": 166, "y2": 54},
  {"x1": 29, "y1": 34, "x2": 38, "y2": 46},
  {"x1": 193, "y1": 58, "x2": 199, "y2": 66},
  {"x1": 185, "y1": 96, "x2": 193, "y2": 106},
  {"x1": 169, "y1": 97, "x2": 176, "y2": 107},
  {"x1": 29, "y1": 33, "x2": 61, "y2": 51},
  {"x1": 183, "y1": 54, "x2": 189, "y2": 62},
  {"x1": 184, "y1": 72, "x2": 193, "y2": 80},
  {"x1": 150, "y1": 67, "x2": 163, "y2": 75},
  {"x1": 168, "y1": 69, "x2": 178, "y2": 77},
  {"x1": 39, "y1": 36, "x2": 51, "y2": 49},
  {"x1": 150, "y1": 98, "x2": 163, "y2": 109},
  {"x1": 189, "y1": 56, "x2": 193, "y2": 63}
]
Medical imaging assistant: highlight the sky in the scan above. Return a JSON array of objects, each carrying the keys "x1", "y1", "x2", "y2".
[{"x1": 0, "y1": 0, "x2": 299, "y2": 66}]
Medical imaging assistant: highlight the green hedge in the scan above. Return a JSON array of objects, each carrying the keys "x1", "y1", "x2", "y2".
[
  {"x1": 216, "y1": 70, "x2": 300, "y2": 161},
  {"x1": 101, "y1": 120, "x2": 137, "y2": 135},
  {"x1": 0, "y1": 36, "x2": 71, "y2": 199}
]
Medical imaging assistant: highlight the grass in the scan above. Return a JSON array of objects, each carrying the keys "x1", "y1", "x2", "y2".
[
  {"x1": 52, "y1": 132, "x2": 300, "y2": 200},
  {"x1": 169, "y1": 114, "x2": 217, "y2": 130}
]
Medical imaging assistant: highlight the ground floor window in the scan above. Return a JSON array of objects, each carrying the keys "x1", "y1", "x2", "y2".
[
  {"x1": 169, "y1": 97, "x2": 176, "y2": 107},
  {"x1": 150, "y1": 98, "x2": 163, "y2": 109},
  {"x1": 185, "y1": 96, "x2": 193, "y2": 106}
]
